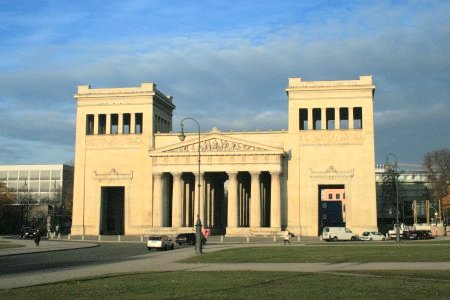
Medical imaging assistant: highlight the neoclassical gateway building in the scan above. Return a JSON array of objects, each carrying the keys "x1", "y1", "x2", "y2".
[{"x1": 71, "y1": 76, "x2": 378, "y2": 237}]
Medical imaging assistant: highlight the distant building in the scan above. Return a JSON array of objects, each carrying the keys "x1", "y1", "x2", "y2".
[
  {"x1": 375, "y1": 165, "x2": 431, "y2": 233},
  {"x1": 0, "y1": 164, "x2": 73, "y2": 232}
]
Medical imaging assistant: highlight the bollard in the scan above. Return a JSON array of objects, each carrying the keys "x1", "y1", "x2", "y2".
[
  {"x1": 58, "y1": 233, "x2": 61, "y2": 240},
  {"x1": 118, "y1": 235, "x2": 121, "y2": 242},
  {"x1": 246, "y1": 236, "x2": 250, "y2": 243},
  {"x1": 297, "y1": 235, "x2": 301, "y2": 242},
  {"x1": 220, "y1": 235, "x2": 224, "y2": 243},
  {"x1": 68, "y1": 233, "x2": 71, "y2": 240},
  {"x1": 81, "y1": 234, "x2": 85, "y2": 241},
  {"x1": 98, "y1": 235, "x2": 102, "y2": 241},
  {"x1": 141, "y1": 235, "x2": 144, "y2": 243},
  {"x1": 273, "y1": 234, "x2": 277, "y2": 242}
]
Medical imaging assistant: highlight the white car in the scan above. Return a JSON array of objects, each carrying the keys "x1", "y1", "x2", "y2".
[
  {"x1": 147, "y1": 235, "x2": 175, "y2": 251},
  {"x1": 360, "y1": 231, "x2": 386, "y2": 241}
]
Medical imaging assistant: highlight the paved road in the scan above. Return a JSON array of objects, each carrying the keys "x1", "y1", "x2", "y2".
[
  {"x1": 2, "y1": 236, "x2": 450, "y2": 289},
  {"x1": 0, "y1": 240, "x2": 148, "y2": 275}
]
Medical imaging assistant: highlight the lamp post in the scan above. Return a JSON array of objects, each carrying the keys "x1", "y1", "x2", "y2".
[
  {"x1": 385, "y1": 153, "x2": 400, "y2": 242},
  {"x1": 178, "y1": 117, "x2": 203, "y2": 254}
]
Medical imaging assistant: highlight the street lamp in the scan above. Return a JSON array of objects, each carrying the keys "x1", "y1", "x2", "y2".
[
  {"x1": 385, "y1": 153, "x2": 400, "y2": 242},
  {"x1": 178, "y1": 117, "x2": 203, "y2": 254}
]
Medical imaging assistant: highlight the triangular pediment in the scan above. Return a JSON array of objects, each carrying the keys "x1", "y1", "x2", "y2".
[{"x1": 150, "y1": 133, "x2": 284, "y2": 156}]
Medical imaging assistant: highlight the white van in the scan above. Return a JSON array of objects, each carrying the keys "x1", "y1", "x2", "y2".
[{"x1": 322, "y1": 227, "x2": 357, "y2": 241}]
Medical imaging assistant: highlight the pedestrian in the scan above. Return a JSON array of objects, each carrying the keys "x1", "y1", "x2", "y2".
[
  {"x1": 284, "y1": 230, "x2": 291, "y2": 245},
  {"x1": 34, "y1": 229, "x2": 41, "y2": 247}
]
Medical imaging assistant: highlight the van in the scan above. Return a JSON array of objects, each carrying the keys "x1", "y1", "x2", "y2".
[{"x1": 322, "y1": 227, "x2": 357, "y2": 241}]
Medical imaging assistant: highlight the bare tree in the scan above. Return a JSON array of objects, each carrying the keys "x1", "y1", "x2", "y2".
[{"x1": 423, "y1": 148, "x2": 450, "y2": 214}]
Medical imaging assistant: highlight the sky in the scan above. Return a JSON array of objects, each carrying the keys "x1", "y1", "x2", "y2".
[{"x1": 0, "y1": 0, "x2": 449, "y2": 167}]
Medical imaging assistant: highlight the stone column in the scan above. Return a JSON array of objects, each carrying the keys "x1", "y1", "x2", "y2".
[
  {"x1": 172, "y1": 173, "x2": 183, "y2": 228},
  {"x1": 118, "y1": 113, "x2": 123, "y2": 134},
  {"x1": 93, "y1": 114, "x2": 98, "y2": 135},
  {"x1": 106, "y1": 115, "x2": 111, "y2": 134},
  {"x1": 194, "y1": 173, "x2": 204, "y2": 222},
  {"x1": 335, "y1": 107, "x2": 340, "y2": 130},
  {"x1": 130, "y1": 113, "x2": 136, "y2": 134},
  {"x1": 184, "y1": 177, "x2": 190, "y2": 226},
  {"x1": 227, "y1": 172, "x2": 238, "y2": 228},
  {"x1": 270, "y1": 171, "x2": 281, "y2": 229},
  {"x1": 153, "y1": 173, "x2": 163, "y2": 227},
  {"x1": 349, "y1": 107, "x2": 354, "y2": 129},
  {"x1": 307, "y1": 108, "x2": 313, "y2": 130},
  {"x1": 321, "y1": 108, "x2": 326, "y2": 130},
  {"x1": 250, "y1": 172, "x2": 261, "y2": 228}
]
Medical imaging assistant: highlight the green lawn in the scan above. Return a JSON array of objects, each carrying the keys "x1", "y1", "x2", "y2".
[
  {"x1": 183, "y1": 243, "x2": 450, "y2": 263},
  {"x1": 1, "y1": 270, "x2": 450, "y2": 299},
  {"x1": 0, "y1": 240, "x2": 24, "y2": 249}
]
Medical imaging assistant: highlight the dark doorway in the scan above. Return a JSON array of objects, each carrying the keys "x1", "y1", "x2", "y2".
[
  {"x1": 100, "y1": 186, "x2": 125, "y2": 235},
  {"x1": 318, "y1": 184, "x2": 346, "y2": 235}
]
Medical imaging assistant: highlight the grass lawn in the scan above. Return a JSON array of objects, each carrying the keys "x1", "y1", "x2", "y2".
[
  {"x1": 1, "y1": 270, "x2": 450, "y2": 299},
  {"x1": 183, "y1": 243, "x2": 450, "y2": 263},
  {"x1": 0, "y1": 240, "x2": 24, "y2": 249}
]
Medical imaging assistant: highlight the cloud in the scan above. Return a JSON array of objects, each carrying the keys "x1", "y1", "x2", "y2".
[{"x1": 0, "y1": 1, "x2": 449, "y2": 165}]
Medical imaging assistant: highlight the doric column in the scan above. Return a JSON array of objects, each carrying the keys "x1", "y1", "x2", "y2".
[
  {"x1": 172, "y1": 173, "x2": 183, "y2": 228},
  {"x1": 118, "y1": 113, "x2": 123, "y2": 134},
  {"x1": 106, "y1": 115, "x2": 111, "y2": 134},
  {"x1": 270, "y1": 171, "x2": 281, "y2": 229},
  {"x1": 93, "y1": 114, "x2": 98, "y2": 135},
  {"x1": 184, "y1": 177, "x2": 190, "y2": 226},
  {"x1": 349, "y1": 107, "x2": 354, "y2": 129},
  {"x1": 250, "y1": 172, "x2": 261, "y2": 228},
  {"x1": 153, "y1": 173, "x2": 163, "y2": 227},
  {"x1": 321, "y1": 108, "x2": 326, "y2": 130},
  {"x1": 307, "y1": 108, "x2": 313, "y2": 130},
  {"x1": 227, "y1": 172, "x2": 238, "y2": 228},
  {"x1": 194, "y1": 173, "x2": 204, "y2": 222},
  {"x1": 130, "y1": 113, "x2": 136, "y2": 134},
  {"x1": 335, "y1": 108, "x2": 340, "y2": 130}
]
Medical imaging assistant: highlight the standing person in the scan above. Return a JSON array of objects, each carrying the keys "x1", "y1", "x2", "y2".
[
  {"x1": 34, "y1": 229, "x2": 41, "y2": 247},
  {"x1": 284, "y1": 230, "x2": 291, "y2": 245}
]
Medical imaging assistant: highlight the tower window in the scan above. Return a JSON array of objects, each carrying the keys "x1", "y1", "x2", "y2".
[
  {"x1": 299, "y1": 108, "x2": 308, "y2": 130},
  {"x1": 86, "y1": 114, "x2": 94, "y2": 135},
  {"x1": 123, "y1": 113, "x2": 131, "y2": 134},
  {"x1": 353, "y1": 107, "x2": 362, "y2": 129},
  {"x1": 98, "y1": 114, "x2": 106, "y2": 134},
  {"x1": 111, "y1": 114, "x2": 118, "y2": 134},
  {"x1": 339, "y1": 108, "x2": 349, "y2": 129},
  {"x1": 326, "y1": 108, "x2": 335, "y2": 130},
  {"x1": 313, "y1": 108, "x2": 321, "y2": 130},
  {"x1": 135, "y1": 113, "x2": 143, "y2": 134}
]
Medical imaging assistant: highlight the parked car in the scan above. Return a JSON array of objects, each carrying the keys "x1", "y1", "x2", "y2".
[
  {"x1": 322, "y1": 227, "x2": 357, "y2": 241},
  {"x1": 19, "y1": 227, "x2": 37, "y2": 239},
  {"x1": 406, "y1": 230, "x2": 433, "y2": 240},
  {"x1": 360, "y1": 231, "x2": 386, "y2": 241},
  {"x1": 175, "y1": 233, "x2": 206, "y2": 246},
  {"x1": 147, "y1": 235, "x2": 175, "y2": 251}
]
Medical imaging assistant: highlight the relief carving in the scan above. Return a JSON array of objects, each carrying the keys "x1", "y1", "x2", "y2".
[
  {"x1": 168, "y1": 138, "x2": 264, "y2": 152},
  {"x1": 300, "y1": 131, "x2": 363, "y2": 146},
  {"x1": 310, "y1": 165, "x2": 354, "y2": 180},
  {"x1": 86, "y1": 136, "x2": 143, "y2": 150}
]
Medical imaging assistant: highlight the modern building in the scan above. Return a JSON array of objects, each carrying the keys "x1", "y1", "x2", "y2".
[
  {"x1": 71, "y1": 76, "x2": 378, "y2": 237},
  {"x1": 0, "y1": 164, "x2": 74, "y2": 231},
  {"x1": 375, "y1": 165, "x2": 432, "y2": 233}
]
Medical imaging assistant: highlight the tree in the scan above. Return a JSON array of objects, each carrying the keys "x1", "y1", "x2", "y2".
[{"x1": 423, "y1": 148, "x2": 450, "y2": 212}]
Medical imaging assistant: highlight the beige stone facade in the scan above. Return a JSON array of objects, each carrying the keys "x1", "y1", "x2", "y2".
[{"x1": 71, "y1": 76, "x2": 378, "y2": 237}]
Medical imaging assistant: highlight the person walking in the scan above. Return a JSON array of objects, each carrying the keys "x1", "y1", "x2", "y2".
[
  {"x1": 284, "y1": 230, "x2": 291, "y2": 245},
  {"x1": 34, "y1": 229, "x2": 41, "y2": 246}
]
